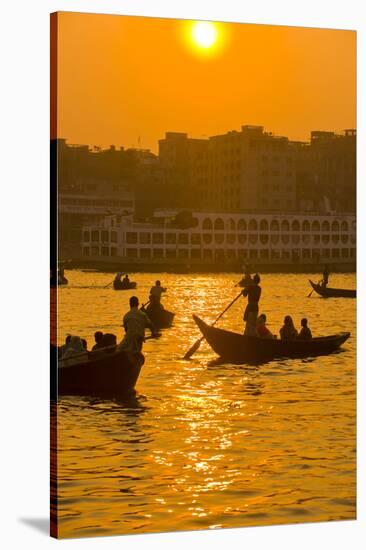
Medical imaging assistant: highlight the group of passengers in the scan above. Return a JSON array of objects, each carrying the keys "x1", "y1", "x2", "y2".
[
  {"x1": 241, "y1": 267, "x2": 312, "y2": 340},
  {"x1": 58, "y1": 281, "x2": 166, "y2": 364},
  {"x1": 59, "y1": 331, "x2": 119, "y2": 364},
  {"x1": 256, "y1": 313, "x2": 312, "y2": 340}
]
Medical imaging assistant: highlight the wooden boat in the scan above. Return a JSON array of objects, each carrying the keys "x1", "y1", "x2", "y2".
[
  {"x1": 193, "y1": 315, "x2": 350, "y2": 363},
  {"x1": 57, "y1": 348, "x2": 144, "y2": 397},
  {"x1": 113, "y1": 280, "x2": 137, "y2": 290},
  {"x1": 142, "y1": 304, "x2": 175, "y2": 329},
  {"x1": 309, "y1": 279, "x2": 356, "y2": 298}
]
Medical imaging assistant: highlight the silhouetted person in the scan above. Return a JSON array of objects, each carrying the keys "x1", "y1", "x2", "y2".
[
  {"x1": 321, "y1": 265, "x2": 329, "y2": 287},
  {"x1": 120, "y1": 296, "x2": 155, "y2": 353},
  {"x1": 298, "y1": 318, "x2": 312, "y2": 340},
  {"x1": 100, "y1": 333, "x2": 117, "y2": 352},
  {"x1": 61, "y1": 336, "x2": 88, "y2": 364},
  {"x1": 242, "y1": 273, "x2": 261, "y2": 336},
  {"x1": 149, "y1": 280, "x2": 166, "y2": 309},
  {"x1": 92, "y1": 331, "x2": 104, "y2": 351},
  {"x1": 60, "y1": 334, "x2": 71, "y2": 357},
  {"x1": 280, "y1": 316, "x2": 298, "y2": 340},
  {"x1": 256, "y1": 313, "x2": 275, "y2": 339}
]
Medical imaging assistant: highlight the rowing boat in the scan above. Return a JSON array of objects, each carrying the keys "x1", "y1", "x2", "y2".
[
  {"x1": 193, "y1": 315, "x2": 350, "y2": 363},
  {"x1": 113, "y1": 280, "x2": 137, "y2": 290},
  {"x1": 56, "y1": 348, "x2": 144, "y2": 397},
  {"x1": 142, "y1": 304, "x2": 175, "y2": 329},
  {"x1": 309, "y1": 279, "x2": 356, "y2": 298}
]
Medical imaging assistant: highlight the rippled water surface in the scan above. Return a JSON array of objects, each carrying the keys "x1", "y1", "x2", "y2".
[{"x1": 56, "y1": 271, "x2": 356, "y2": 538}]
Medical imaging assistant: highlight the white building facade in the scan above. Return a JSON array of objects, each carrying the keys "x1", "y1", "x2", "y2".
[{"x1": 80, "y1": 211, "x2": 356, "y2": 267}]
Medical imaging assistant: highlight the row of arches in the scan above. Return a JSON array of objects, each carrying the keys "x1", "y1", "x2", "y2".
[
  {"x1": 200, "y1": 218, "x2": 353, "y2": 233},
  {"x1": 200, "y1": 233, "x2": 354, "y2": 245}
]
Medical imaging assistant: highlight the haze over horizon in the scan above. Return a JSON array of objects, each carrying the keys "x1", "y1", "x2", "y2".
[{"x1": 56, "y1": 12, "x2": 356, "y2": 154}]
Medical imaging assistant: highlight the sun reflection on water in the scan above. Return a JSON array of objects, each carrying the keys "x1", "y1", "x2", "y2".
[{"x1": 56, "y1": 271, "x2": 356, "y2": 537}]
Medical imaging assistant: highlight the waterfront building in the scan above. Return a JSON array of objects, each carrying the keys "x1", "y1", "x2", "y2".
[{"x1": 80, "y1": 210, "x2": 356, "y2": 269}]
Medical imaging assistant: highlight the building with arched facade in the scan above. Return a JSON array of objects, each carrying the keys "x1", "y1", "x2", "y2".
[{"x1": 81, "y1": 210, "x2": 356, "y2": 268}]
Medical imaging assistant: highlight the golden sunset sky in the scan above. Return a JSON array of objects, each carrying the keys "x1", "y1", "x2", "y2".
[{"x1": 56, "y1": 12, "x2": 356, "y2": 152}]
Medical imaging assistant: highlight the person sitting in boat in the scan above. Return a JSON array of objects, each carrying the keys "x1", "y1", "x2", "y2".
[
  {"x1": 122, "y1": 274, "x2": 130, "y2": 285},
  {"x1": 92, "y1": 331, "x2": 104, "y2": 351},
  {"x1": 81, "y1": 338, "x2": 88, "y2": 351},
  {"x1": 119, "y1": 296, "x2": 156, "y2": 353},
  {"x1": 60, "y1": 334, "x2": 71, "y2": 357},
  {"x1": 149, "y1": 280, "x2": 166, "y2": 309},
  {"x1": 114, "y1": 271, "x2": 123, "y2": 282},
  {"x1": 298, "y1": 318, "x2": 312, "y2": 340},
  {"x1": 256, "y1": 313, "x2": 275, "y2": 339},
  {"x1": 99, "y1": 333, "x2": 117, "y2": 352},
  {"x1": 61, "y1": 335, "x2": 88, "y2": 364},
  {"x1": 242, "y1": 273, "x2": 261, "y2": 336},
  {"x1": 280, "y1": 316, "x2": 299, "y2": 340},
  {"x1": 321, "y1": 265, "x2": 329, "y2": 288}
]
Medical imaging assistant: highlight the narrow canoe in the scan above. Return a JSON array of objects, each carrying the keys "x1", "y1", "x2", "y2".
[
  {"x1": 193, "y1": 315, "x2": 350, "y2": 363},
  {"x1": 113, "y1": 280, "x2": 137, "y2": 290},
  {"x1": 142, "y1": 305, "x2": 175, "y2": 329},
  {"x1": 56, "y1": 348, "x2": 144, "y2": 397},
  {"x1": 309, "y1": 279, "x2": 356, "y2": 298}
]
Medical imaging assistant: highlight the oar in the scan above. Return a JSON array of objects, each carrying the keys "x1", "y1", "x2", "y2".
[
  {"x1": 307, "y1": 279, "x2": 321, "y2": 298},
  {"x1": 183, "y1": 290, "x2": 243, "y2": 360},
  {"x1": 104, "y1": 272, "x2": 127, "y2": 288}
]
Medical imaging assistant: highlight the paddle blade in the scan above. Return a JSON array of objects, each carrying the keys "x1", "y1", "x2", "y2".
[{"x1": 183, "y1": 338, "x2": 202, "y2": 360}]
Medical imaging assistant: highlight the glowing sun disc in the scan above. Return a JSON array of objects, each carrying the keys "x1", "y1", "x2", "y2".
[{"x1": 191, "y1": 21, "x2": 217, "y2": 49}]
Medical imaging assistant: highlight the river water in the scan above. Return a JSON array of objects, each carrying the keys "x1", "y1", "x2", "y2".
[{"x1": 56, "y1": 271, "x2": 356, "y2": 538}]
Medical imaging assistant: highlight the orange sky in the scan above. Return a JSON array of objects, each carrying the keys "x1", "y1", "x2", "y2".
[{"x1": 56, "y1": 12, "x2": 356, "y2": 153}]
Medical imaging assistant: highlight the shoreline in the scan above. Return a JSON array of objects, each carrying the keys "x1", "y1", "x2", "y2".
[{"x1": 61, "y1": 259, "x2": 356, "y2": 274}]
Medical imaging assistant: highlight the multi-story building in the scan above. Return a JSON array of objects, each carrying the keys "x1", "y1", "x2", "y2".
[
  {"x1": 80, "y1": 210, "x2": 356, "y2": 269},
  {"x1": 57, "y1": 139, "x2": 137, "y2": 259},
  {"x1": 158, "y1": 132, "x2": 209, "y2": 209},
  {"x1": 158, "y1": 126, "x2": 356, "y2": 215},
  {"x1": 297, "y1": 129, "x2": 356, "y2": 212},
  {"x1": 205, "y1": 125, "x2": 300, "y2": 212}
]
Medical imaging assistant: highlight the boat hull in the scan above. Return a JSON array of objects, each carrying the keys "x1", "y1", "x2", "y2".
[
  {"x1": 142, "y1": 305, "x2": 175, "y2": 329},
  {"x1": 113, "y1": 281, "x2": 137, "y2": 290},
  {"x1": 309, "y1": 279, "x2": 356, "y2": 298},
  {"x1": 57, "y1": 349, "x2": 144, "y2": 397},
  {"x1": 193, "y1": 315, "x2": 350, "y2": 363}
]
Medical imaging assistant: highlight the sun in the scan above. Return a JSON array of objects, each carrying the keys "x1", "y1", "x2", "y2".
[
  {"x1": 181, "y1": 20, "x2": 228, "y2": 58},
  {"x1": 191, "y1": 21, "x2": 218, "y2": 49}
]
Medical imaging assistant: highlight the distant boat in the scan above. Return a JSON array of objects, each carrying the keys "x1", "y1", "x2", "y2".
[
  {"x1": 193, "y1": 315, "x2": 350, "y2": 363},
  {"x1": 56, "y1": 348, "x2": 144, "y2": 398},
  {"x1": 309, "y1": 279, "x2": 356, "y2": 298},
  {"x1": 113, "y1": 280, "x2": 137, "y2": 290}
]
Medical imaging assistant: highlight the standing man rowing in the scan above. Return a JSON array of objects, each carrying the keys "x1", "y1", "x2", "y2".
[
  {"x1": 119, "y1": 296, "x2": 156, "y2": 353},
  {"x1": 242, "y1": 273, "x2": 262, "y2": 336}
]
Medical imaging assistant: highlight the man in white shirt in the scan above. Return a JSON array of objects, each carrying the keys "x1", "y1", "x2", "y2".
[{"x1": 119, "y1": 296, "x2": 155, "y2": 353}]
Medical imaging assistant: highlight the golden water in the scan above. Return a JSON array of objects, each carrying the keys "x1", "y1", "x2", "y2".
[{"x1": 56, "y1": 271, "x2": 356, "y2": 538}]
